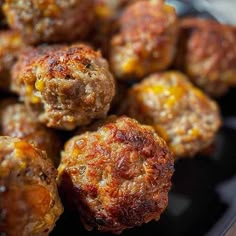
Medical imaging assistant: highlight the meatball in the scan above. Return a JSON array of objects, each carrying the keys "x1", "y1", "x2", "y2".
[
  {"x1": 12, "y1": 43, "x2": 115, "y2": 130},
  {"x1": 0, "y1": 136, "x2": 63, "y2": 236},
  {"x1": 3, "y1": 0, "x2": 95, "y2": 44},
  {"x1": 0, "y1": 102, "x2": 62, "y2": 166},
  {"x1": 58, "y1": 116, "x2": 174, "y2": 234},
  {"x1": 175, "y1": 18, "x2": 236, "y2": 97},
  {"x1": 110, "y1": 0, "x2": 178, "y2": 80},
  {"x1": 0, "y1": 30, "x2": 24, "y2": 92},
  {"x1": 121, "y1": 71, "x2": 221, "y2": 158}
]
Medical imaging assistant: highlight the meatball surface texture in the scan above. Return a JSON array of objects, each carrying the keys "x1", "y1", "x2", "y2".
[
  {"x1": 58, "y1": 116, "x2": 174, "y2": 234},
  {"x1": 121, "y1": 71, "x2": 221, "y2": 158},
  {"x1": 12, "y1": 44, "x2": 115, "y2": 130},
  {"x1": 3, "y1": 0, "x2": 95, "y2": 44}
]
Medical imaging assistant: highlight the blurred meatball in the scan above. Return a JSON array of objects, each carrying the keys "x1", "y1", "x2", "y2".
[
  {"x1": 0, "y1": 102, "x2": 62, "y2": 166},
  {"x1": 110, "y1": 0, "x2": 178, "y2": 80},
  {"x1": 58, "y1": 116, "x2": 174, "y2": 234},
  {"x1": 94, "y1": 0, "x2": 143, "y2": 22},
  {"x1": 91, "y1": 0, "x2": 117, "y2": 58},
  {"x1": 94, "y1": 0, "x2": 124, "y2": 20},
  {"x1": 121, "y1": 71, "x2": 221, "y2": 158},
  {"x1": 175, "y1": 18, "x2": 236, "y2": 97},
  {"x1": 3, "y1": 0, "x2": 95, "y2": 44},
  {"x1": 12, "y1": 43, "x2": 115, "y2": 130},
  {"x1": 0, "y1": 136, "x2": 63, "y2": 236},
  {"x1": 92, "y1": 0, "x2": 141, "y2": 57},
  {"x1": 94, "y1": 0, "x2": 142, "y2": 19},
  {"x1": 0, "y1": 30, "x2": 23, "y2": 92}
]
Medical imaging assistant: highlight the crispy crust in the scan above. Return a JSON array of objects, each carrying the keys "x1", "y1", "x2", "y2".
[
  {"x1": 0, "y1": 103, "x2": 62, "y2": 166},
  {"x1": 58, "y1": 116, "x2": 174, "y2": 234},
  {"x1": 110, "y1": 0, "x2": 178, "y2": 80},
  {"x1": 121, "y1": 71, "x2": 221, "y2": 158},
  {"x1": 3, "y1": 0, "x2": 95, "y2": 44},
  {"x1": 175, "y1": 18, "x2": 236, "y2": 97},
  {"x1": 12, "y1": 43, "x2": 115, "y2": 130},
  {"x1": 11, "y1": 44, "x2": 62, "y2": 95},
  {"x1": 0, "y1": 136, "x2": 63, "y2": 236},
  {"x1": 0, "y1": 30, "x2": 24, "y2": 91}
]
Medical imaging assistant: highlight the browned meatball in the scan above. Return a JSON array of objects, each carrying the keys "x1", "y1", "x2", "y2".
[
  {"x1": 3, "y1": 0, "x2": 95, "y2": 44},
  {"x1": 110, "y1": 0, "x2": 178, "y2": 80},
  {"x1": 58, "y1": 116, "x2": 174, "y2": 234},
  {"x1": 0, "y1": 102, "x2": 62, "y2": 166},
  {"x1": 121, "y1": 71, "x2": 221, "y2": 158},
  {"x1": 0, "y1": 30, "x2": 24, "y2": 91},
  {"x1": 0, "y1": 136, "x2": 63, "y2": 236},
  {"x1": 12, "y1": 43, "x2": 115, "y2": 130},
  {"x1": 175, "y1": 18, "x2": 236, "y2": 97}
]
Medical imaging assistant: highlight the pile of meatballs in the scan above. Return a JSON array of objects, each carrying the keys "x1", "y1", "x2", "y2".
[{"x1": 0, "y1": 0, "x2": 235, "y2": 235}]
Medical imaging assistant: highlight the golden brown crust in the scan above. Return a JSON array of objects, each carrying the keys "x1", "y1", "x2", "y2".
[
  {"x1": 175, "y1": 17, "x2": 236, "y2": 97},
  {"x1": 110, "y1": 0, "x2": 178, "y2": 80},
  {"x1": 3, "y1": 0, "x2": 95, "y2": 44},
  {"x1": 11, "y1": 44, "x2": 62, "y2": 95},
  {"x1": 120, "y1": 71, "x2": 221, "y2": 158},
  {"x1": 12, "y1": 43, "x2": 115, "y2": 130},
  {"x1": 0, "y1": 136, "x2": 63, "y2": 236},
  {"x1": 0, "y1": 103, "x2": 62, "y2": 166},
  {"x1": 0, "y1": 30, "x2": 24, "y2": 91},
  {"x1": 58, "y1": 116, "x2": 174, "y2": 234}
]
